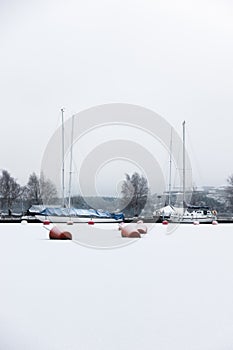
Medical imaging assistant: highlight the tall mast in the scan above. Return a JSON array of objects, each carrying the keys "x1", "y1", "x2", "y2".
[
  {"x1": 182, "y1": 120, "x2": 186, "y2": 210},
  {"x1": 61, "y1": 108, "x2": 65, "y2": 207},
  {"x1": 168, "y1": 127, "x2": 173, "y2": 206},
  {"x1": 68, "y1": 115, "x2": 74, "y2": 210}
]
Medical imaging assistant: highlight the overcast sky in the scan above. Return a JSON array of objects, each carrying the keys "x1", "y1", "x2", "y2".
[{"x1": 0, "y1": 0, "x2": 233, "y2": 192}]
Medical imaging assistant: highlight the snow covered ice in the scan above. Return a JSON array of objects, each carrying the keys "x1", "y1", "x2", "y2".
[{"x1": 1, "y1": 222, "x2": 233, "y2": 350}]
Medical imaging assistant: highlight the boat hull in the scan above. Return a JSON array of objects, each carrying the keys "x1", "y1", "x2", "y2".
[
  {"x1": 169, "y1": 215, "x2": 217, "y2": 223},
  {"x1": 36, "y1": 215, "x2": 123, "y2": 223}
]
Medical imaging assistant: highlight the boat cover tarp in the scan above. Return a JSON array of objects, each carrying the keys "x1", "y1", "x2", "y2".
[
  {"x1": 28, "y1": 205, "x2": 48, "y2": 214},
  {"x1": 154, "y1": 205, "x2": 175, "y2": 216},
  {"x1": 38, "y1": 207, "x2": 124, "y2": 220}
]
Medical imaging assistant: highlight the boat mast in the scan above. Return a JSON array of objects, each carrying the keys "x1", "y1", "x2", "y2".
[
  {"x1": 182, "y1": 120, "x2": 186, "y2": 211},
  {"x1": 168, "y1": 127, "x2": 173, "y2": 206},
  {"x1": 68, "y1": 115, "x2": 74, "y2": 210},
  {"x1": 61, "y1": 108, "x2": 65, "y2": 207}
]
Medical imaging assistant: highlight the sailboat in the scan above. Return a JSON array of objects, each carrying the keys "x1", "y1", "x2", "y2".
[
  {"x1": 168, "y1": 121, "x2": 217, "y2": 224},
  {"x1": 36, "y1": 109, "x2": 125, "y2": 224},
  {"x1": 153, "y1": 127, "x2": 176, "y2": 222},
  {"x1": 36, "y1": 207, "x2": 125, "y2": 223}
]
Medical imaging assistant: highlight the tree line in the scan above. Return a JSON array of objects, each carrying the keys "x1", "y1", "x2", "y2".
[
  {"x1": 0, "y1": 169, "x2": 150, "y2": 215},
  {"x1": 0, "y1": 170, "x2": 57, "y2": 212},
  {"x1": 120, "y1": 173, "x2": 233, "y2": 216},
  {"x1": 0, "y1": 168, "x2": 233, "y2": 216}
]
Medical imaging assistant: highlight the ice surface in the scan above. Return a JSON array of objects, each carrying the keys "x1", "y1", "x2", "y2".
[{"x1": 1, "y1": 223, "x2": 233, "y2": 350}]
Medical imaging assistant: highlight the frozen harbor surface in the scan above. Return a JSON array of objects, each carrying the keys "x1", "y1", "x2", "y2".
[{"x1": 1, "y1": 222, "x2": 233, "y2": 350}]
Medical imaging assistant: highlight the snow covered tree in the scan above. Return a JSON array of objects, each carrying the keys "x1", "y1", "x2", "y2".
[
  {"x1": 0, "y1": 170, "x2": 22, "y2": 210},
  {"x1": 121, "y1": 172, "x2": 149, "y2": 216},
  {"x1": 26, "y1": 172, "x2": 41, "y2": 204}
]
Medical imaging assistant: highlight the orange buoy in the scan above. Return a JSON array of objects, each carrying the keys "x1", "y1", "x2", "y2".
[
  {"x1": 121, "y1": 230, "x2": 141, "y2": 238},
  {"x1": 58, "y1": 231, "x2": 72, "y2": 239},
  {"x1": 118, "y1": 222, "x2": 126, "y2": 229},
  {"x1": 49, "y1": 226, "x2": 72, "y2": 240},
  {"x1": 120, "y1": 223, "x2": 141, "y2": 238},
  {"x1": 136, "y1": 222, "x2": 147, "y2": 234},
  {"x1": 127, "y1": 231, "x2": 141, "y2": 238}
]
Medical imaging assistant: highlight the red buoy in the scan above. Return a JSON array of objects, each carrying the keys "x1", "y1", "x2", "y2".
[
  {"x1": 43, "y1": 220, "x2": 50, "y2": 225},
  {"x1": 121, "y1": 229, "x2": 141, "y2": 238},
  {"x1": 136, "y1": 220, "x2": 147, "y2": 234},
  {"x1": 88, "y1": 220, "x2": 95, "y2": 225},
  {"x1": 120, "y1": 223, "x2": 141, "y2": 238},
  {"x1": 162, "y1": 220, "x2": 168, "y2": 225},
  {"x1": 49, "y1": 226, "x2": 72, "y2": 240}
]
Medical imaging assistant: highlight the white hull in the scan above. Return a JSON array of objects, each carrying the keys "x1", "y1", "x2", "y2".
[
  {"x1": 169, "y1": 213, "x2": 217, "y2": 223},
  {"x1": 36, "y1": 215, "x2": 123, "y2": 223},
  {"x1": 169, "y1": 217, "x2": 216, "y2": 223}
]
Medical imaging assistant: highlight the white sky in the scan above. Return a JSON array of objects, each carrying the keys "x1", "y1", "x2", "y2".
[{"x1": 0, "y1": 0, "x2": 233, "y2": 190}]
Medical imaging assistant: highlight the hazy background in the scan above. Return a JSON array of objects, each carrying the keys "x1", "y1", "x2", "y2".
[{"x1": 0, "y1": 0, "x2": 232, "y2": 190}]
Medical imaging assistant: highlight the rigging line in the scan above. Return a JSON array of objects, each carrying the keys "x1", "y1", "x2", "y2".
[
  {"x1": 64, "y1": 142, "x2": 82, "y2": 197},
  {"x1": 172, "y1": 142, "x2": 182, "y2": 188},
  {"x1": 168, "y1": 127, "x2": 173, "y2": 205},
  {"x1": 68, "y1": 115, "x2": 75, "y2": 210},
  {"x1": 186, "y1": 127, "x2": 204, "y2": 187},
  {"x1": 61, "y1": 108, "x2": 65, "y2": 208}
]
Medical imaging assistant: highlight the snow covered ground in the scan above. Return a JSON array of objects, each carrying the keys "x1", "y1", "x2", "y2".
[{"x1": 1, "y1": 222, "x2": 233, "y2": 350}]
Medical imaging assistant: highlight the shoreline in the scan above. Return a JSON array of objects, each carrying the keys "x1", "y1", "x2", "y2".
[{"x1": 0, "y1": 216, "x2": 233, "y2": 224}]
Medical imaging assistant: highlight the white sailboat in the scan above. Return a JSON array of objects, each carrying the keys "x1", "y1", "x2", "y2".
[
  {"x1": 153, "y1": 127, "x2": 175, "y2": 221},
  {"x1": 169, "y1": 121, "x2": 217, "y2": 224},
  {"x1": 170, "y1": 206, "x2": 217, "y2": 223},
  {"x1": 36, "y1": 110, "x2": 125, "y2": 224}
]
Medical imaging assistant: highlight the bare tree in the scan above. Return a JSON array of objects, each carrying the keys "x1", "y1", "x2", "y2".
[
  {"x1": 121, "y1": 172, "x2": 149, "y2": 216},
  {"x1": 39, "y1": 173, "x2": 57, "y2": 204},
  {"x1": 25, "y1": 172, "x2": 57, "y2": 205},
  {"x1": 0, "y1": 170, "x2": 22, "y2": 210},
  {"x1": 26, "y1": 172, "x2": 42, "y2": 205}
]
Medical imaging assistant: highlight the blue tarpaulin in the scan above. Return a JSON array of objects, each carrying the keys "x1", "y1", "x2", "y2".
[{"x1": 38, "y1": 207, "x2": 125, "y2": 220}]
